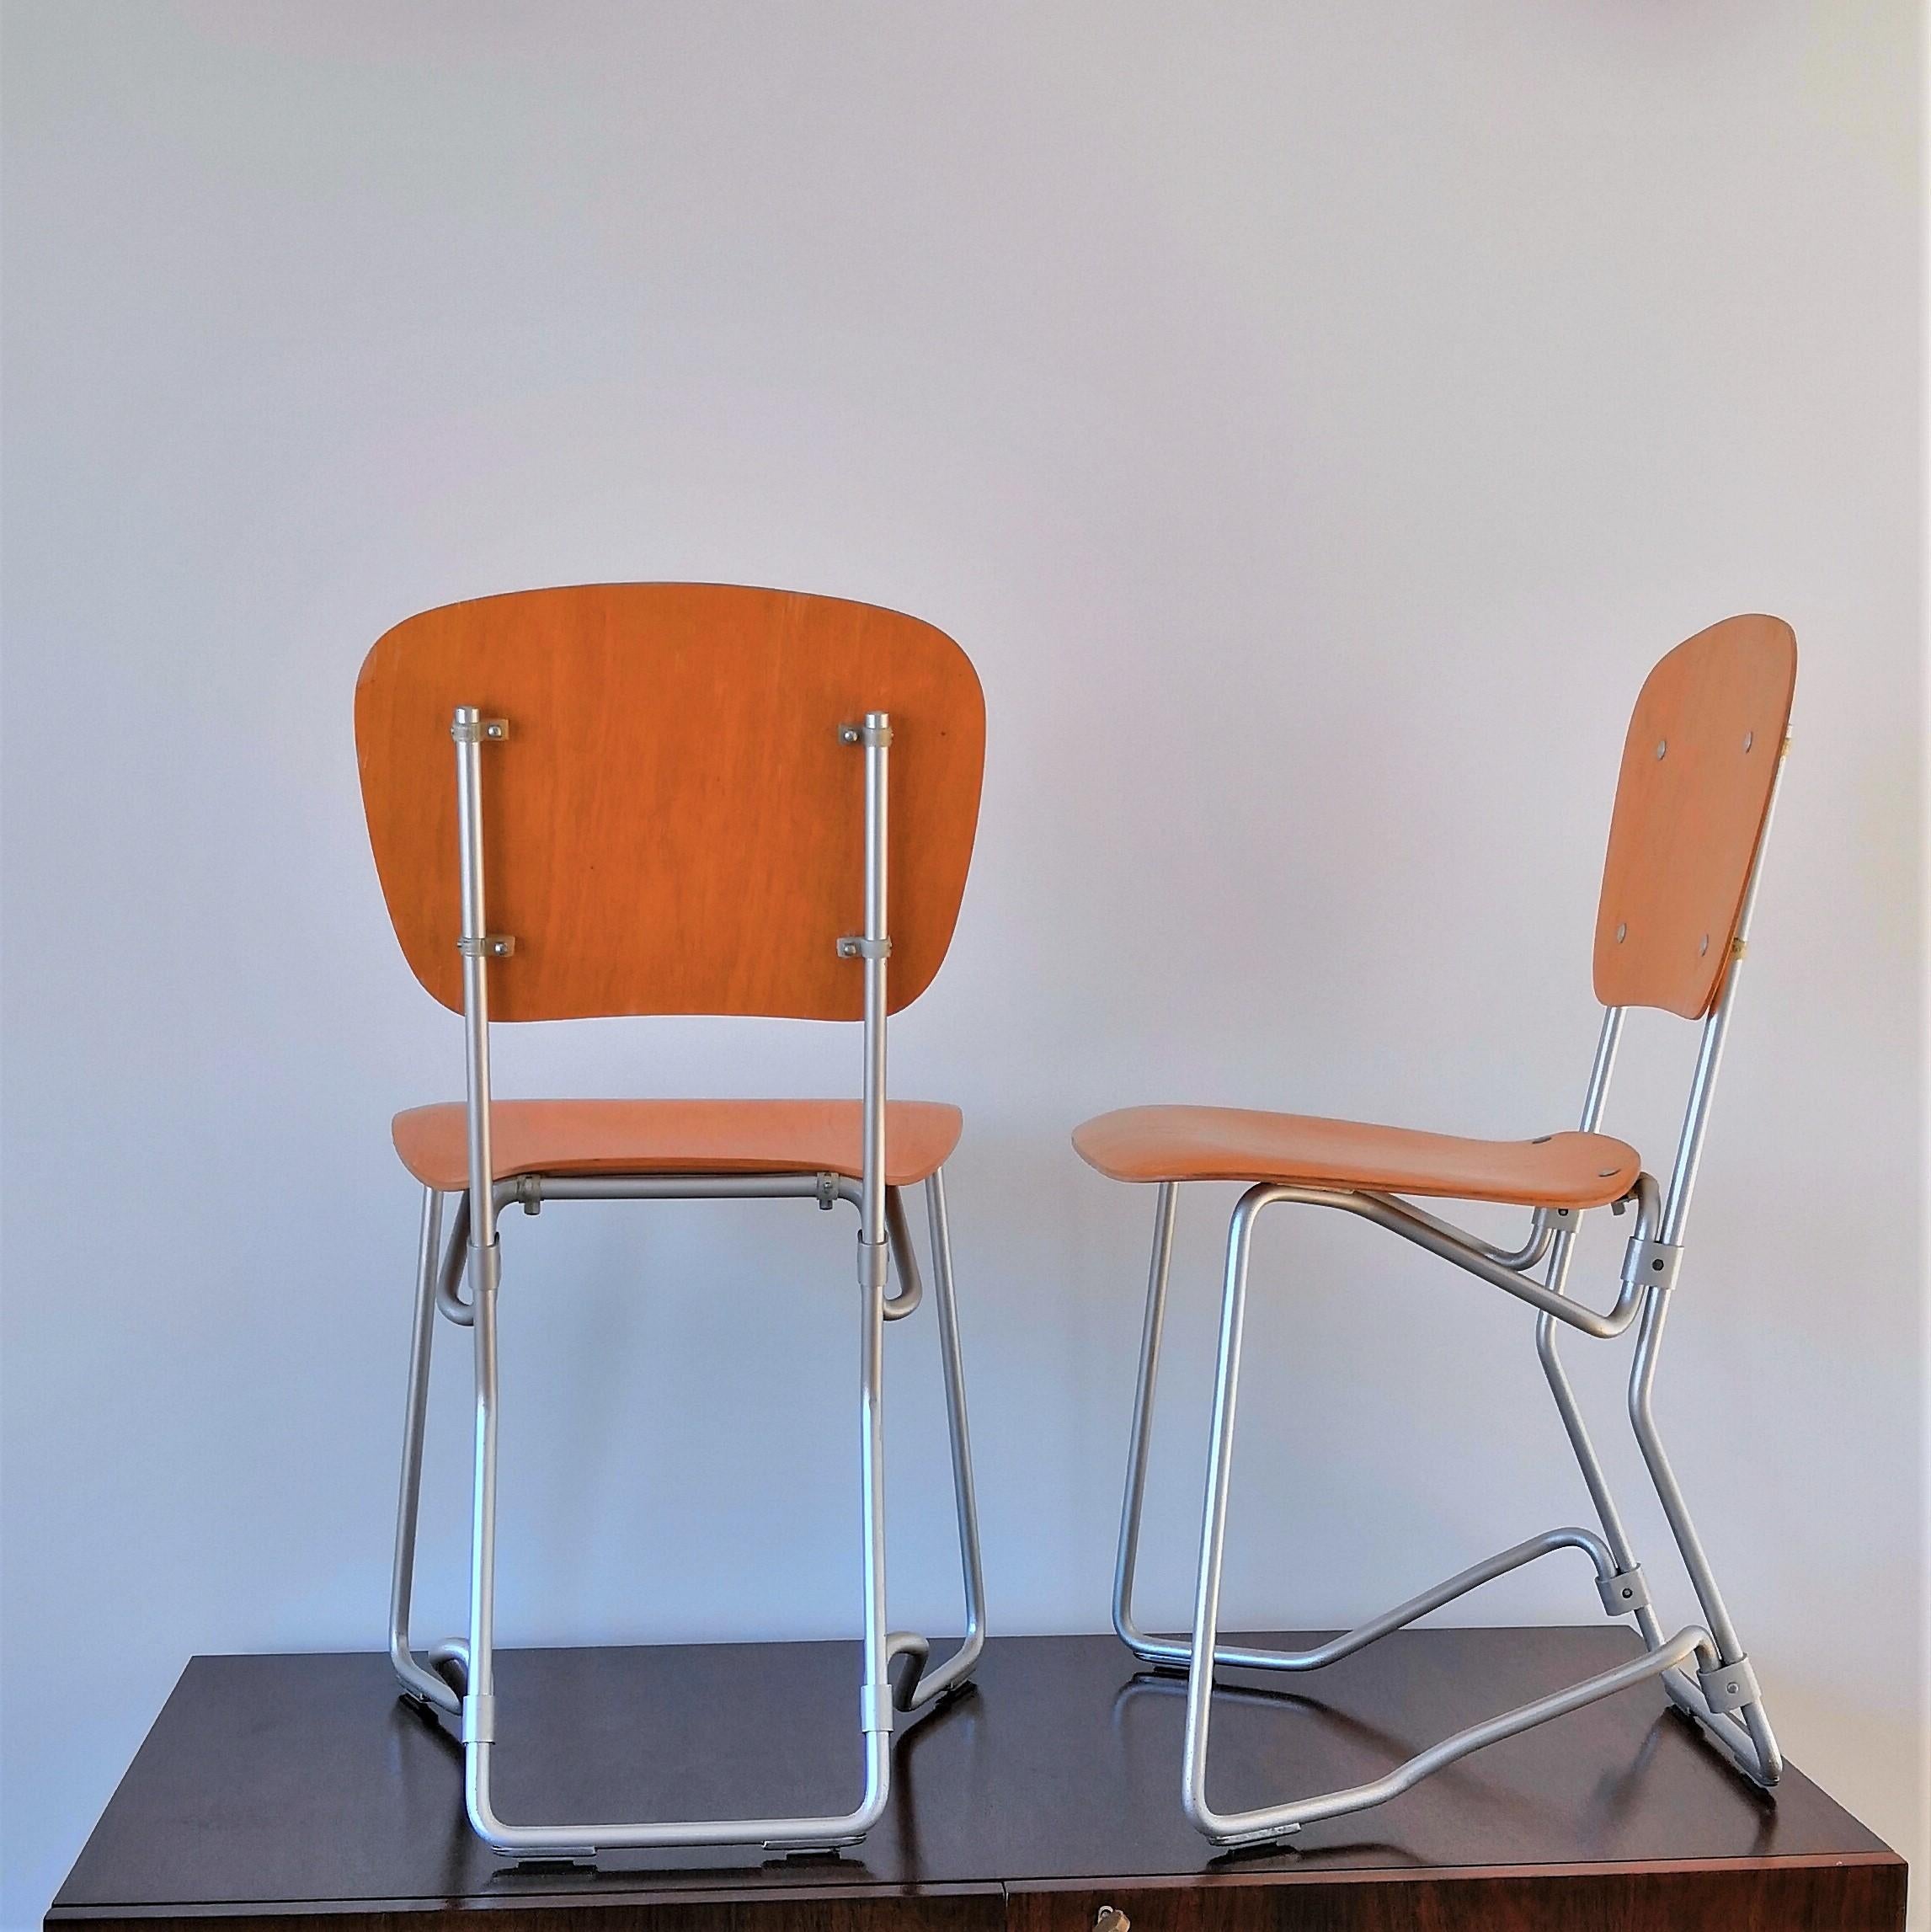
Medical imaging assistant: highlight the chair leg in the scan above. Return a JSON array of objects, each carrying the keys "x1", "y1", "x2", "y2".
[
  {"x1": 1174, "y1": 1183, "x2": 1739, "y2": 1848},
  {"x1": 1536, "y1": 1313, "x2": 1668, "y2": 1647},
  {"x1": 890, "y1": 1166, "x2": 986, "y2": 1712},
  {"x1": 1627, "y1": 1284, "x2": 1781, "y2": 1783},
  {"x1": 391, "y1": 1187, "x2": 460, "y2": 1715},
  {"x1": 458, "y1": 1203, "x2": 896, "y2": 1855},
  {"x1": 1114, "y1": 1183, "x2": 1179, "y2": 1662}
]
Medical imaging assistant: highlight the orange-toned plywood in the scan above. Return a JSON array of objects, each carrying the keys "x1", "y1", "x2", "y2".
[
  {"x1": 393, "y1": 1097, "x2": 963, "y2": 1193},
  {"x1": 1071, "y1": 1104, "x2": 1640, "y2": 1209},
  {"x1": 355, "y1": 584, "x2": 985, "y2": 1022},
  {"x1": 1594, "y1": 616, "x2": 1796, "y2": 1018}
]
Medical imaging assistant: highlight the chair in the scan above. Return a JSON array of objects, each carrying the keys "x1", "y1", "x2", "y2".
[
  {"x1": 358, "y1": 583, "x2": 989, "y2": 1855},
  {"x1": 1074, "y1": 613, "x2": 1795, "y2": 1846}
]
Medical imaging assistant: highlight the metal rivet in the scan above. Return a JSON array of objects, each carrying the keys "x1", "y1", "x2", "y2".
[
  {"x1": 1655, "y1": 739, "x2": 1667, "y2": 760},
  {"x1": 1532, "y1": 1134, "x2": 1553, "y2": 1145},
  {"x1": 1615, "y1": 922, "x2": 1627, "y2": 942},
  {"x1": 1699, "y1": 934, "x2": 1710, "y2": 955},
  {"x1": 1743, "y1": 730, "x2": 1754, "y2": 752},
  {"x1": 1095, "y1": 1910, "x2": 1130, "y2": 1932},
  {"x1": 1599, "y1": 1167, "x2": 1618, "y2": 1177}
]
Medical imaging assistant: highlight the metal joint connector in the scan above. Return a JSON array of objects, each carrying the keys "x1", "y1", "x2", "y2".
[
  {"x1": 814, "y1": 1172, "x2": 838, "y2": 1211},
  {"x1": 456, "y1": 935, "x2": 515, "y2": 958},
  {"x1": 1596, "y1": 1565, "x2": 1651, "y2": 1616},
  {"x1": 1622, "y1": 1236, "x2": 1683, "y2": 1294},
  {"x1": 450, "y1": 717, "x2": 509, "y2": 744},
  {"x1": 468, "y1": 1238, "x2": 502, "y2": 1299},
  {"x1": 860, "y1": 1683, "x2": 894, "y2": 1733},
  {"x1": 1699, "y1": 1653, "x2": 1760, "y2": 1714},
  {"x1": 836, "y1": 934, "x2": 892, "y2": 960},
  {"x1": 839, "y1": 720, "x2": 893, "y2": 748},
  {"x1": 461, "y1": 1692, "x2": 496, "y2": 1743},
  {"x1": 515, "y1": 1175, "x2": 541, "y2": 1215},
  {"x1": 857, "y1": 1236, "x2": 890, "y2": 1293}
]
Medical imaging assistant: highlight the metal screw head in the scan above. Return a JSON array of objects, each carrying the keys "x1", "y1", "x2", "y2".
[
  {"x1": 1615, "y1": 921, "x2": 1627, "y2": 942},
  {"x1": 1094, "y1": 1909, "x2": 1130, "y2": 1932},
  {"x1": 1655, "y1": 739, "x2": 1667, "y2": 759}
]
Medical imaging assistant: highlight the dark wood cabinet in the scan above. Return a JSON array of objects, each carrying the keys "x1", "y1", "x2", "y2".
[{"x1": 47, "y1": 1632, "x2": 1905, "y2": 1932}]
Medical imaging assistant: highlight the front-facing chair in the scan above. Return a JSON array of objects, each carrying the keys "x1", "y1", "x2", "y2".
[
  {"x1": 1075, "y1": 614, "x2": 1795, "y2": 1847},
  {"x1": 357, "y1": 584, "x2": 988, "y2": 1856}
]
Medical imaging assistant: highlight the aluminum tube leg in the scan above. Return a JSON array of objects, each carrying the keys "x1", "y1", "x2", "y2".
[
  {"x1": 460, "y1": 1233, "x2": 536, "y2": 1845},
  {"x1": 1179, "y1": 1184, "x2": 1270, "y2": 1838},
  {"x1": 853, "y1": 1194, "x2": 896, "y2": 1811},
  {"x1": 392, "y1": 1187, "x2": 459, "y2": 1714},
  {"x1": 457, "y1": 1228, "x2": 893, "y2": 1852},
  {"x1": 1535, "y1": 1307, "x2": 1667, "y2": 1652},
  {"x1": 897, "y1": 1167, "x2": 984, "y2": 1711},
  {"x1": 1114, "y1": 1183, "x2": 1179, "y2": 1659},
  {"x1": 1629, "y1": 1285, "x2": 1781, "y2": 1785}
]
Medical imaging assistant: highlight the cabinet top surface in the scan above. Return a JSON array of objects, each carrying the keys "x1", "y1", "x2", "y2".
[{"x1": 50, "y1": 1630, "x2": 1898, "y2": 1916}]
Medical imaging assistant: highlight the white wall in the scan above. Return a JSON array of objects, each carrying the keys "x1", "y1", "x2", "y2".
[{"x1": 3, "y1": 3, "x2": 1923, "y2": 1926}]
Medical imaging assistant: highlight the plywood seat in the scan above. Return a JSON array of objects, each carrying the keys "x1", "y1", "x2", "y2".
[
  {"x1": 392, "y1": 1097, "x2": 963, "y2": 1194},
  {"x1": 1072, "y1": 1104, "x2": 1640, "y2": 1209}
]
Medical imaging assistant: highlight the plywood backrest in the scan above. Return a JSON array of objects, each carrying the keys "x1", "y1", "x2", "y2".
[
  {"x1": 355, "y1": 584, "x2": 986, "y2": 1022},
  {"x1": 1593, "y1": 615, "x2": 1796, "y2": 1018}
]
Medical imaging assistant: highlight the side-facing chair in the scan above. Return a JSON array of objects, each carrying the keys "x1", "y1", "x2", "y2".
[
  {"x1": 357, "y1": 584, "x2": 988, "y2": 1855},
  {"x1": 1075, "y1": 614, "x2": 1795, "y2": 1846}
]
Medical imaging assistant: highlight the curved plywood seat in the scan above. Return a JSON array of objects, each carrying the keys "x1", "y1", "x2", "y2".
[
  {"x1": 393, "y1": 1097, "x2": 963, "y2": 1193},
  {"x1": 1072, "y1": 1104, "x2": 1640, "y2": 1209}
]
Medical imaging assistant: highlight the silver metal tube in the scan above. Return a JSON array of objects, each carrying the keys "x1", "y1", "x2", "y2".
[
  {"x1": 861, "y1": 712, "x2": 888, "y2": 1260},
  {"x1": 447, "y1": 699, "x2": 909, "y2": 1850},
  {"x1": 453, "y1": 707, "x2": 499, "y2": 1273},
  {"x1": 461, "y1": 1210, "x2": 893, "y2": 1849},
  {"x1": 1661, "y1": 749, "x2": 1785, "y2": 1246},
  {"x1": 390, "y1": 1187, "x2": 461, "y2": 1714},
  {"x1": 1113, "y1": 1182, "x2": 1178, "y2": 1655},
  {"x1": 435, "y1": 1193, "x2": 473, "y2": 1326},
  {"x1": 1192, "y1": 1622, "x2": 1716, "y2": 1845},
  {"x1": 1180, "y1": 1182, "x2": 1267, "y2": 1833},
  {"x1": 1630, "y1": 1283, "x2": 1780, "y2": 1783},
  {"x1": 1361, "y1": 1193, "x2": 1555, "y2": 1272},
  {"x1": 1138, "y1": 1524, "x2": 1617, "y2": 1675},
  {"x1": 854, "y1": 708, "x2": 892, "y2": 1787},
  {"x1": 481, "y1": 1171, "x2": 921, "y2": 1316},
  {"x1": 1314, "y1": 1186, "x2": 1646, "y2": 1337},
  {"x1": 896, "y1": 1166, "x2": 986, "y2": 1710},
  {"x1": 883, "y1": 1186, "x2": 923, "y2": 1320},
  {"x1": 1533, "y1": 1011, "x2": 1654, "y2": 1637}
]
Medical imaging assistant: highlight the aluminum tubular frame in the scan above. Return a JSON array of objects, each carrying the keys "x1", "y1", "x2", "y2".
[
  {"x1": 387, "y1": 704, "x2": 985, "y2": 1857},
  {"x1": 1114, "y1": 748, "x2": 1788, "y2": 1848}
]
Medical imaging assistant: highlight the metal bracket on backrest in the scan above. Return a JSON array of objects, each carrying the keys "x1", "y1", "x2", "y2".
[
  {"x1": 451, "y1": 717, "x2": 509, "y2": 744},
  {"x1": 839, "y1": 720, "x2": 893, "y2": 748},
  {"x1": 456, "y1": 935, "x2": 516, "y2": 958},
  {"x1": 836, "y1": 935, "x2": 892, "y2": 960}
]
